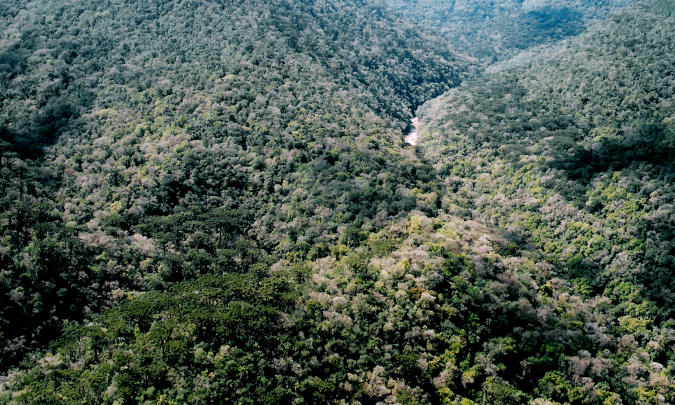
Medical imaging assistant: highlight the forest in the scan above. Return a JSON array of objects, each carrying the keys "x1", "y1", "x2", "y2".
[
  {"x1": 0, "y1": 0, "x2": 471, "y2": 371},
  {"x1": 383, "y1": 0, "x2": 636, "y2": 64},
  {"x1": 1, "y1": 0, "x2": 674, "y2": 404}
]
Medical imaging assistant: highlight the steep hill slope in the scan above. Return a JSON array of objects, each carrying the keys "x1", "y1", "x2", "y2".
[
  {"x1": 384, "y1": 0, "x2": 637, "y2": 63},
  {"x1": 414, "y1": 3, "x2": 675, "y2": 402},
  {"x1": 0, "y1": 0, "x2": 473, "y2": 369}
]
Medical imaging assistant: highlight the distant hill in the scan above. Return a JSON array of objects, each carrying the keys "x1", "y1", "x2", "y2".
[{"x1": 384, "y1": 0, "x2": 638, "y2": 63}]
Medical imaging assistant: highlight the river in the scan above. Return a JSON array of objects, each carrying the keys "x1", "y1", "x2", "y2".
[{"x1": 405, "y1": 117, "x2": 420, "y2": 145}]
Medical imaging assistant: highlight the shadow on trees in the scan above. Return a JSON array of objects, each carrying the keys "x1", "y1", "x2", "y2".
[
  {"x1": 548, "y1": 120, "x2": 674, "y2": 189},
  {"x1": 0, "y1": 100, "x2": 80, "y2": 158}
]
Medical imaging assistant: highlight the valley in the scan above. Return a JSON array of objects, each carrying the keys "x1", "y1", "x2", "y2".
[{"x1": 1, "y1": 0, "x2": 673, "y2": 404}]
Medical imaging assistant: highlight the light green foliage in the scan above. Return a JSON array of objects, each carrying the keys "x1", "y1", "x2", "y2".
[
  {"x1": 415, "y1": 3, "x2": 675, "y2": 403},
  {"x1": 5, "y1": 210, "x2": 674, "y2": 403},
  {"x1": 0, "y1": 213, "x2": 589, "y2": 403}
]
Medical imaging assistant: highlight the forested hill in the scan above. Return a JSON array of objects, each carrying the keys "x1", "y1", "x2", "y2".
[
  {"x1": 651, "y1": 0, "x2": 675, "y2": 16},
  {"x1": 3, "y1": 0, "x2": 675, "y2": 404},
  {"x1": 384, "y1": 0, "x2": 638, "y2": 63},
  {"x1": 0, "y1": 0, "x2": 471, "y2": 156},
  {"x1": 0, "y1": 0, "x2": 472, "y2": 371},
  {"x1": 414, "y1": 2, "x2": 675, "y2": 402}
]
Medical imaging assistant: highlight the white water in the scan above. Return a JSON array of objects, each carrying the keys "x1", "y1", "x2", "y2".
[{"x1": 405, "y1": 117, "x2": 420, "y2": 145}]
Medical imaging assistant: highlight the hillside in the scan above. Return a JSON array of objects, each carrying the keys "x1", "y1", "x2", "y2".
[
  {"x1": 384, "y1": 0, "x2": 637, "y2": 63},
  {"x1": 2, "y1": 211, "x2": 557, "y2": 404},
  {"x1": 651, "y1": 0, "x2": 675, "y2": 16},
  {"x1": 415, "y1": 2, "x2": 675, "y2": 402},
  {"x1": 0, "y1": 0, "x2": 473, "y2": 370},
  {"x1": 2, "y1": 0, "x2": 675, "y2": 404}
]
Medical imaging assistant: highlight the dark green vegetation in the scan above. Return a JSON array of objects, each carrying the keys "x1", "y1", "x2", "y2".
[
  {"x1": 384, "y1": 0, "x2": 636, "y2": 63},
  {"x1": 2, "y1": 0, "x2": 675, "y2": 404},
  {"x1": 2, "y1": 214, "x2": 596, "y2": 404},
  {"x1": 0, "y1": 0, "x2": 471, "y2": 372}
]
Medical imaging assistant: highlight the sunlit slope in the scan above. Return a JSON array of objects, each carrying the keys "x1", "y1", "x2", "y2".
[
  {"x1": 2, "y1": 212, "x2": 553, "y2": 404},
  {"x1": 419, "y1": 1, "x2": 675, "y2": 312},
  {"x1": 14, "y1": 204, "x2": 674, "y2": 404},
  {"x1": 411, "y1": 4, "x2": 675, "y2": 402},
  {"x1": 417, "y1": 0, "x2": 675, "y2": 389}
]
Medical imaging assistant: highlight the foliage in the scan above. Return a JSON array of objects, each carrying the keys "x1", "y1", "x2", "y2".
[
  {"x1": 383, "y1": 0, "x2": 636, "y2": 63},
  {"x1": 6, "y1": 212, "x2": 654, "y2": 404},
  {"x1": 2, "y1": 0, "x2": 675, "y2": 403},
  {"x1": 0, "y1": 0, "x2": 472, "y2": 369},
  {"x1": 651, "y1": 0, "x2": 675, "y2": 17},
  {"x1": 417, "y1": 3, "x2": 675, "y2": 403}
]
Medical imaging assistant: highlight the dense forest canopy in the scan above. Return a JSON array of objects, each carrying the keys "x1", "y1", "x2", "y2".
[
  {"x1": 0, "y1": 0, "x2": 472, "y2": 371},
  {"x1": 651, "y1": 0, "x2": 675, "y2": 15},
  {"x1": 1, "y1": 0, "x2": 675, "y2": 404},
  {"x1": 415, "y1": 1, "x2": 675, "y2": 402},
  {"x1": 383, "y1": 0, "x2": 638, "y2": 63}
]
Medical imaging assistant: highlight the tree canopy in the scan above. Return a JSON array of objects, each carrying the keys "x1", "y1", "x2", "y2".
[{"x1": 1, "y1": 0, "x2": 675, "y2": 403}]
